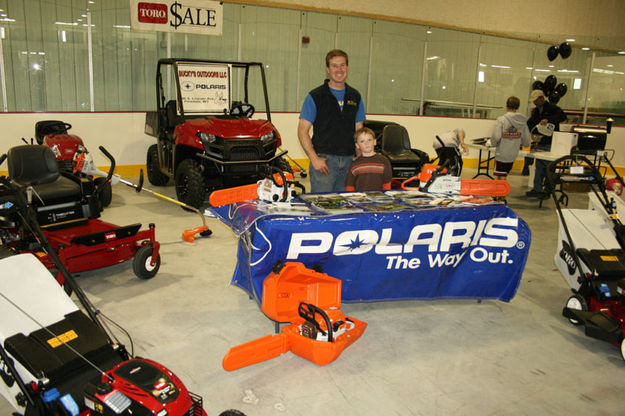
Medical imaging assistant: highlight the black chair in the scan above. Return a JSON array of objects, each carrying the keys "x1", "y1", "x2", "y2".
[
  {"x1": 380, "y1": 124, "x2": 429, "y2": 179},
  {"x1": 435, "y1": 146, "x2": 463, "y2": 176},
  {"x1": 7, "y1": 145, "x2": 100, "y2": 226}
]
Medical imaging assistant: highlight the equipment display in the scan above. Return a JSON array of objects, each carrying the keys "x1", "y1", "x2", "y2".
[
  {"x1": 144, "y1": 58, "x2": 292, "y2": 208},
  {"x1": 547, "y1": 154, "x2": 625, "y2": 360}
]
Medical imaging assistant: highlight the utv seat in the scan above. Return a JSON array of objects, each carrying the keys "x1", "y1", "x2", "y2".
[{"x1": 380, "y1": 125, "x2": 428, "y2": 179}]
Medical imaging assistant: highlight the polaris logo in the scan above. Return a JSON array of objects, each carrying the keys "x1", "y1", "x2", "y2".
[{"x1": 286, "y1": 217, "x2": 520, "y2": 261}]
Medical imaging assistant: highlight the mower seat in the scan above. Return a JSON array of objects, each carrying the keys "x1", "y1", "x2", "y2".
[
  {"x1": 380, "y1": 125, "x2": 428, "y2": 179},
  {"x1": 34, "y1": 120, "x2": 71, "y2": 145},
  {"x1": 7, "y1": 145, "x2": 100, "y2": 226}
]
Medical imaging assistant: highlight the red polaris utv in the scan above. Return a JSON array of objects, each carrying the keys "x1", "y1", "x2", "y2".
[{"x1": 144, "y1": 58, "x2": 291, "y2": 208}]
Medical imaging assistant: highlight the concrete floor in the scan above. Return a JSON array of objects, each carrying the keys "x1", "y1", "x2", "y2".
[{"x1": 2, "y1": 168, "x2": 624, "y2": 415}]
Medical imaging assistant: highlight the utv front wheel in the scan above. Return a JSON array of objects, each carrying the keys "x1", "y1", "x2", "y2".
[
  {"x1": 146, "y1": 144, "x2": 169, "y2": 186},
  {"x1": 175, "y1": 159, "x2": 207, "y2": 209}
]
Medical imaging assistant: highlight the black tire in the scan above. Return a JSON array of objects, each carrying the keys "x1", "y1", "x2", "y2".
[
  {"x1": 133, "y1": 245, "x2": 160, "y2": 279},
  {"x1": 94, "y1": 177, "x2": 112, "y2": 207},
  {"x1": 175, "y1": 159, "x2": 207, "y2": 209},
  {"x1": 147, "y1": 144, "x2": 169, "y2": 186}
]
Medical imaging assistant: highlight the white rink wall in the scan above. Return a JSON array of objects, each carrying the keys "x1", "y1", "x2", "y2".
[{"x1": 0, "y1": 112, "x2": 623, "y2": 171}]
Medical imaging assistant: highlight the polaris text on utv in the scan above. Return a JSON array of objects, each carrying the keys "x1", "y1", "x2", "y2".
[{"x1": 145, "y1": 58, "x2": 291, "y2": 208}]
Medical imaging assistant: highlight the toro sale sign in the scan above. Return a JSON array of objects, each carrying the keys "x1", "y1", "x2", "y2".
[{"x1": 130, "y1": 0, "x2": 223, "y2": 35}]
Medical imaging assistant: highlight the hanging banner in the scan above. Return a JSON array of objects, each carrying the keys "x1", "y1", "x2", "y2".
[{"x1": 130, "y1": 0, "x2": 223, "y2": 35}]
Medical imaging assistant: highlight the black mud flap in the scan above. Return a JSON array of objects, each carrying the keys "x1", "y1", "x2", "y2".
[
  {"x1": 71, "y1": 224, "x2": 142, "y2": 246},
  {"x1": 563, "y1": 307, "x2": 623, "y2": 344}
]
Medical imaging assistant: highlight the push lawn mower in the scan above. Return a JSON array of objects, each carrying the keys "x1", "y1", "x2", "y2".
[
  {"x1": 546, "y1": 154, "x2": 625, "y2": 360},
  {"x1": 0, "y1": 155, "x2": 210, "y2": 415},
  {"x1": 0, "y1": 145, "x2": 160, "y2": 287},
  {"x1": 33, "y1": 120, "x2": 113, "y2": 208}
]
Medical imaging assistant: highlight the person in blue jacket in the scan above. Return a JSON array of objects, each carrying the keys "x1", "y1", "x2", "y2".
[{"x1": 297, "y1": 49, "x2": 366, "y2": 193}]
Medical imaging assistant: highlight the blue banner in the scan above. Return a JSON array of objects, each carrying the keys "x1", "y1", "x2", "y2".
[{"x1": 213, "y1": 201, "x2": 531, "y2": 304}]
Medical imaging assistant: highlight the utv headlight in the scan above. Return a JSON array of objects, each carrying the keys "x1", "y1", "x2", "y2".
[
  {"x1": 198, "y1": 132, "x2": 217, "y2": 144},
  {"x1": 260, "y1": 131, "x2": 275, "y2": 143}
]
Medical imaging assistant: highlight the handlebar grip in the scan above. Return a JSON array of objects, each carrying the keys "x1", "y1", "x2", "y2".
[{"x1": 98, "y1": 146, "x2": 116, "y2": 182}]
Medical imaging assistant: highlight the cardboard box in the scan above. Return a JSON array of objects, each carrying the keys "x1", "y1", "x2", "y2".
[{"x1": 550, "y1": 132, "x2": 578, "y2": 156}]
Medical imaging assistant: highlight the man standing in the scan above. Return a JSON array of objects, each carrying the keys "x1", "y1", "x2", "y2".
[
  {"x1": 298, "y1": 49, "x2": 366, "y2": 193},
  {"x1": 524, "y1": 89, "x2": 567, "y2": 198}
]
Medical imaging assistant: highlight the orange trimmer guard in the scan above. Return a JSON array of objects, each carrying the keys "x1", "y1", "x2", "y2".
[{"x1": 222, "y1": 262, "x2": 367, "y2": 371}]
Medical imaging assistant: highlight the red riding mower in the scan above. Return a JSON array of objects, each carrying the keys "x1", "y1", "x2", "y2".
[
  {"x1": 0, "y1": 145, "x2": 160, "y2": 288},
  {"x1": 34, "y1": 120, "x2": 113, "y2": 208}
]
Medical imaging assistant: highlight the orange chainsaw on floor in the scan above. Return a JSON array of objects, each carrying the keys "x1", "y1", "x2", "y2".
[{"x1": 222, "y1": 262, "x2": 367, "y2": 370}]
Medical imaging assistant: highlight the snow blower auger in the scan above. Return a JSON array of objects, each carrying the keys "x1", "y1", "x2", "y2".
[
  {"x1": 222, "y1": 262, "x2": 367, "y2": 370},
  {"x1": 401, "y1": 162, "x2": 511, "y2": 197},
  {"x1": 208, "y1": 167, "x2": 305, "y2": 207},
  {"x1": 74, "y1": 147, "x2": 212, "y2": 243}
]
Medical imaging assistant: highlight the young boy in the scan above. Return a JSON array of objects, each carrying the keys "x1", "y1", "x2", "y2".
[
  {"x1": 490, "y1": 96, "x2": 531, "y2": 180},
  {"x1": 345, "y1": 127, "x2": 392, "y2": 191}
]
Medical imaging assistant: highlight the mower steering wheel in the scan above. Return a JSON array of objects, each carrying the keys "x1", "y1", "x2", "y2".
[{"x1": 230, "y1": 102, "x2": 255, "y2": 118}]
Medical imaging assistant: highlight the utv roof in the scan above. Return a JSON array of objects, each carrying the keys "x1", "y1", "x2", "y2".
[{"x1": 157, "y1": 58, "x2": 264, "y2": 68}]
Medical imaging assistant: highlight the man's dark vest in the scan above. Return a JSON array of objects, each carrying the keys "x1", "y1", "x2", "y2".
[{"x1": 310, "y1": 80, "x2": 361, "y2": 156}]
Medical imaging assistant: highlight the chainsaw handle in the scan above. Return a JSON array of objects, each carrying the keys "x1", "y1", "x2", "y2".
[
  {"x1": 298, "y1": 302, "x2": 333, "y2": 342},
  {"x1": 98, "y1": 146, "x2": 116, "y2": 183}
]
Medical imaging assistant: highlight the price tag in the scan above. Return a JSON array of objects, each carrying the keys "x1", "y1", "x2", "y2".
[{"x1": 570, "y1": 166, "x2": 584, "y2": 174}]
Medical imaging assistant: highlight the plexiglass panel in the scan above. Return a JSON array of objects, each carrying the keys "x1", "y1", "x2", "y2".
[
  {"x1": 239, "y1": 5, "x2": 300, "y2": 112},
  {"x1": 423, "y1": 28, "x2": 480, "y2": 117},
  {"x1": 369, "y1": 20, "x2": 425, "y2": 115},
  {"x1": 475, "y1": 35, "x2": 534, "y2": 118},
  {"x1": 0, "y1": 0, "x2": 623, "y2": 121}
]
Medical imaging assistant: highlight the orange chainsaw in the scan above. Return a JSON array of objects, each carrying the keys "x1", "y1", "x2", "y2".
[
  {"x1": 222, "y1": 262, "x2": 367, "y2": 370},
  {"x1": 402, "y1": 163, "x2": 510, "y2": 196},
  {"x1": 209, "y1": 169, "x2": 305, "y2": 207}
]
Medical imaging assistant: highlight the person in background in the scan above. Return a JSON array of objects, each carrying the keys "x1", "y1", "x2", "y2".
[
  {"x1": 523, "y1": 89, "x2": 567, "y2": 198},
  {"x1": 490, "y1": 96, "x2": 531, "y2": 180},
  {"x1": 345, "y1": 127, "x2": 392, "y2": 191},
  {"x1": 432, "y1": 128, "x2": 468, "y2": 176},
  {"x1": 297, "y1": 49, "x2": 366, "y2": 193}
]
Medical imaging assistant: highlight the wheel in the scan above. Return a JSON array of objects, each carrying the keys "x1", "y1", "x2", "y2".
[
  {"x1": 565, "y1": 294, "x2": 587, "y2": 325},
  {"x1": 175, "y1": 159, "x2": 207, "y2": 209},
  {"x1": 621, "y1": 338, "x2": 625, "y2": 362},
  {"x1": 133, "y1": 245, "x2": 160, "y2": 279},
  {"x1": 94, "y1": 177, "x2": 112, "y2": 207},
  {"x1": 146, "y1": 144, "x2": 169, "y2": 186}
]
